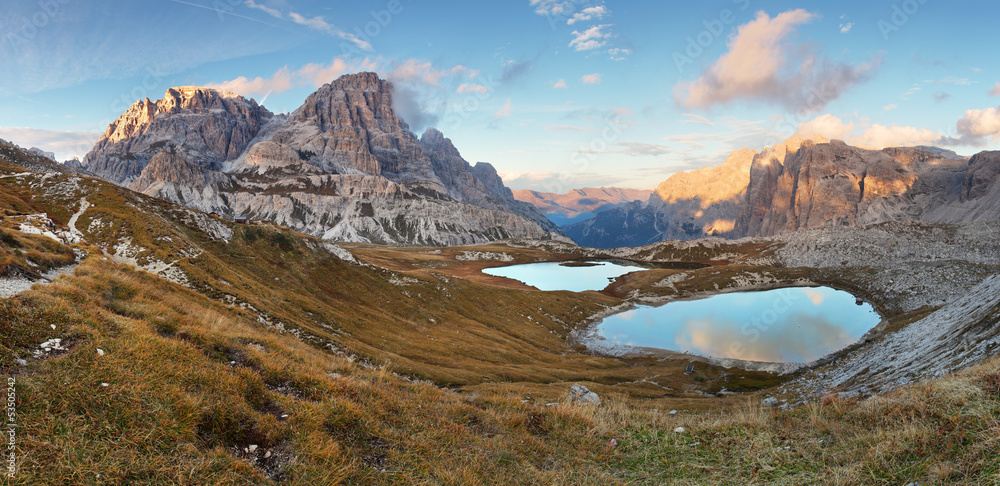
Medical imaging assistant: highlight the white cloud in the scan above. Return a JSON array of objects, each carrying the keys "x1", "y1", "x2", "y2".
[
  {"x1": 569, "y1": 24, "x2": 612, "y2": 51},
  {"x1": 245, "y1": 0, "x2": 281, "y2": 19},
  {"x1": 681, "y1": 113, "x2": 714, "y2": 126},
  {"x1": 796, "y1": 113, "x2": 855, "y2": 140},
  {"x1": 495, "y1": 98, "x2": 513, "y2": 119},
  {"x1": 956, "y1": 106, "x2": 1000, "y2": 145},
  {"x1": 205, "y1": 58, "x2": 378, "y2": 97},
  {"x1": 552, "y1": 79, "x2": 568, "y2": 89},
  {"x1": 0, "y1": 127, "x2": 101, "y2": 162},
  {"x1": 581, "y1": 73, "x2": 602, "y2": 85},
  {"x1": 795, "y1": 113, "x2": 944, "y2": 149},
  {"x1": 611, "y1": 142, "x2": 671, "y2": 156},
  {"x1": 839, "y1": 22, "x2": 853, "y2": 33},
  {"x1": 387, "y1": 60, "x2": 468, "y2": 87},
  {"x1": 933, "y1": 76, "x2": 972, "y2": 86},
  {"x1": 990, "y1": 83, "x2": 1000, "y2": 96},
  {"x1": 901, "y1": 86, "x2": 921, "y2": 100},
  {"x1": 884, "y1": 104, "x2": 898, "y2": 111},
  {"x1": 673, "y1": 9, "x2": 880, "y2": 113},
  {"x1": 456, "y1": 83, "x2": 488, "y2": 94},
  {"x1": 568, "y1": 6, "x2": 608, "y2": 25},
  {"x1": 608, "y1": 48, "x2": 631, "y2": 61},
  {"x1": 529, "y1": 0, "x2": 574, "y2": 16},
  {"x1": 287, "y1": 12, "x2": 372, "y2": 51},
  {"x1": 852, "y1": 124, "x2": 945, "y2": 149},
  {"x1": 244, "y1": 2, "x2": 371, "y2": 52}
]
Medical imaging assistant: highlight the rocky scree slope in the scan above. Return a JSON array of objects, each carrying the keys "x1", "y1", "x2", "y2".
[{"x1": 83, "y1": 73, "x2": 559, "y2": 246}]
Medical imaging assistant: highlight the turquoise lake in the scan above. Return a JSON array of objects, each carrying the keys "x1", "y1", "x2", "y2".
[
  {"x1": 596, "y1": 287, "x2": 881, "y2": 363},
  {"x1": 482, "y1": 260, "x2": 642, "y2": 292}
]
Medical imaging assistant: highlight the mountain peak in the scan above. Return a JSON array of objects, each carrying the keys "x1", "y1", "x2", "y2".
[{"x1": 325, "y1": 71, "x2": 389, "y2": 92}]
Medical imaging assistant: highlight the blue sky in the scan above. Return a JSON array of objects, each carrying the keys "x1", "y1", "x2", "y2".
[{"x1": 1, "y1": 0, "x2": 999, "y2": 191}]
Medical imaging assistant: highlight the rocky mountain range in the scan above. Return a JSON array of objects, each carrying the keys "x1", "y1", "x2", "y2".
[
  {"x1": 81, "y1": 73, "x2": 561, "y2": 246},
  {"x1": 566, "y1": 135, "x2": 1000, "y2": 249},
  {"x1": 512, "y1": 187, "x2": 652, "y2": 226}
]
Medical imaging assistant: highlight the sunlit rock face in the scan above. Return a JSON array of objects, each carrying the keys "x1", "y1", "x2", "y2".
[
  {"x1": 737, "y1": 142, "x2": 971, "y2": 237},
  {"x1": 565, "y1": 135, "x2": 816, "y2": 248},
  {"x1": 84, "y1": 87, "x2": 273, "y2": 185},
  {"x1": 83, "y1": 73, "x2": 561, "y2": 246}
]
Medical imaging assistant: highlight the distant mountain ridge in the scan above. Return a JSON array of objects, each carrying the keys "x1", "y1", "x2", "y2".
[
  {"x1": 512, "y1": 187, "x2": 652, "y2": 226},
  {"x1": 565, "y1": 136, "x2": 1000, "y2": 248},
  {"x1": 82, "y1": 73, "x2": 562, "y2": 246}
]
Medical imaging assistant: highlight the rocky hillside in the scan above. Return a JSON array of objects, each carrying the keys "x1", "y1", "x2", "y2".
[
  {"x1": 735, "y1": 140, "x2": 972, "y2": 237},
  {"x1": 0, "y1": 138, "x2": 89, "y2": 176},
  {"x1": 512, "y1": 187, "x2": 652, "y2": 226},
  {"x1": 82, "y1": 73, "x2": 560, "y2": 246},
  {"x1": 564, "y1": 135, "x2": 1000, "y2": 248},
  {"x1": 565, "y1": 136, "x2": 819, "y2": 248}
]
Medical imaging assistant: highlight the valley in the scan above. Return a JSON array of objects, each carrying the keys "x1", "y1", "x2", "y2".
[{"x1": 1, "y1": 67, "x2": 999, "y2": 484}]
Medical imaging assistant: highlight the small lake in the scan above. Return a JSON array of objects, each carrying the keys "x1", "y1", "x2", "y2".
[
  {"x1": 482, "y1": 260, "x2": 642, "y2": 292},
  {"x1": 595, "y1": 286, "x2": 881, "y2": 363}
]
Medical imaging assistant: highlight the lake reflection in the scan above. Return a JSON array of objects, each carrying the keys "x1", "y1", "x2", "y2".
[
  {"x1": 597, "y1": 287, "x2": 881, "y2": 363},
  {"x1": 482, "y1": 260, "x2": 641, "y2": 292}
]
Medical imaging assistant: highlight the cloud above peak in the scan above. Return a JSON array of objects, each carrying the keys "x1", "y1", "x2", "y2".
[
  {"x1": 956, "y1": 106, "x2": 1000, "y2": 145},
  {"x1": 205, "y1": 58, "x2": 379, "y2": 98},
  {"x1": 673, "y1": 9, "x2": 881, "y2": 114},
  {"x1": 795, "y1": 113, "x2": 946, "y2": 149}
]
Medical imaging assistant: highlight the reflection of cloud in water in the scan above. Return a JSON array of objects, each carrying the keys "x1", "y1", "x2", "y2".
[
  {"x1": 802, "y1": 288, "x2": 825, "y2": 306},
  {"x1": 677, "y1": 313, "x2": 856, "y2": 363},
  {"x1": 595, "y1": 287, "x2": 880, "y2": 363}
]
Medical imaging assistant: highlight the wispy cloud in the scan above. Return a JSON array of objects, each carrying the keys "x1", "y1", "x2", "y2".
[
  {"x1": 581, "y1": 73, "x2": 602, "y2": 85},
  {"x1": 932, "y1": 76, "x2": 972, "y2": 86},
  {"x1": 884, "y1": 104, "x2": 898, "y2": 111},
  {"x1": 681, "y1": 113, "x2": 714, "y2": 126},
  {"x1": 839, "y1": 22, "x2": 853, "y2": 33},
  {"x1": 546, "y1": 125, "x2": 595, "y2": 132},
  {"x1": 495, "y1": 98, "x2": 513, "y2": 119},
  {"x1": 387, "y1": 60, "x2": 469, "y2": 86},
  {"x1": 552, "y1": 79, "x2": 568, "y2": 89},
  {"x1": 456, "y1": 83, "x2": 488, "y2": 94},
  {"x1": 673, "y1": 9, "x2": 880, "y2": 113},
  {"x1": 244, "y1": 1, "x2": 372, "y2": 51},
  {"x1": 169, "y1": 0, "x2": 278, "y2": 26},
  {"x1": 611, "y1": 142, "x2": 671, "y2": 156},
  {"x1": 990, "y1": 83, "x2": 1000, "y2": 96}
]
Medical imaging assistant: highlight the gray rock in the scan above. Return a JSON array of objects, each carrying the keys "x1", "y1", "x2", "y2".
[
  {"x1": 762, "y1": 397, "x2": 779, "y2": 407},
  {"x1": 567, "y1": 384, "x2": 601, "y2": 406}
]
